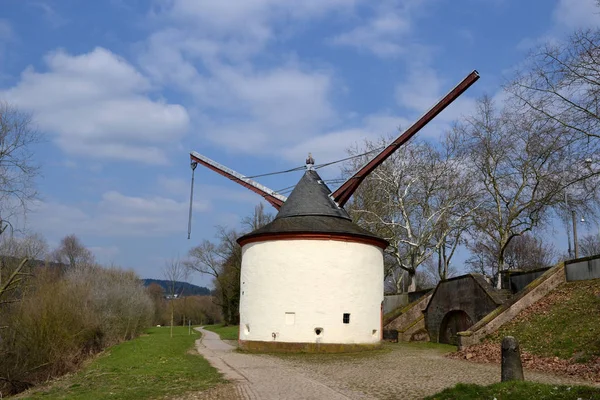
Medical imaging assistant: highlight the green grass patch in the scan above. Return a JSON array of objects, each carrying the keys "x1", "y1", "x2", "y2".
[
  {"x1": 203, "y1": 324, "x2": 239, "y2": 340},
  {"x1": 425, "y1": 381, "x2": 600, "y2": 400},
  {"x1": 489, "y1": 279, "x2": 600, "y2": 361},
  {"x1": 20, "y1": 327, "x2": 223, "y2": 399}
]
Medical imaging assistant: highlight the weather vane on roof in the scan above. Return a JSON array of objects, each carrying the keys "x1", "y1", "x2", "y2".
[{"x1": 306, "y1": 153, "x2": 315, "y2": 170}]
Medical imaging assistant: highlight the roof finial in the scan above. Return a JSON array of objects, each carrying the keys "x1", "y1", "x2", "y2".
[{"x1": 306, "y1": 152, "x2": 315, "y2": 170}]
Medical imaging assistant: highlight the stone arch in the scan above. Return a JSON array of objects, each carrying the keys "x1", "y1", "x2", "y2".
[
  {"x1": 423, "y1": 274, "x2": 508, "y2": 343},
  {"x1": 439, "y1": 310, "x2": 473, "y2": 345}
]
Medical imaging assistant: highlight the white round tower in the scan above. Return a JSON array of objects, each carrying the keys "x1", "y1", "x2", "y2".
[{"x1": 237, "y1": 170, "x2": 388, "y2": 352}]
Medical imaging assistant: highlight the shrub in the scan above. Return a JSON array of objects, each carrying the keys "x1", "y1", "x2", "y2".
[{"x1": 0, "y1": 265, "x2": 153, "y2": 396}]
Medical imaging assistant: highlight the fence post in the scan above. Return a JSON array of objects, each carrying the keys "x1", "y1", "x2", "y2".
[{"x1": 501, "y1": 336, "x2": 524, "y2": 382}]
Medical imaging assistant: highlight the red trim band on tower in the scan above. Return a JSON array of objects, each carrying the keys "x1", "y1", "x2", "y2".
[{"x1": 237, "y1": 231, "x2": 389, "y2": 249}]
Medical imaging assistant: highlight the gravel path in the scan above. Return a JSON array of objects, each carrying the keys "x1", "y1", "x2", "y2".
[{"x1": 191, "y1": 328, "x2": 597, "y2": 400}]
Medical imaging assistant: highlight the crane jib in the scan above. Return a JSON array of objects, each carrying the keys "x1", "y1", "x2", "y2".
[{"x1": 331, "y1": 70, "x2": 480, "y2": 208}]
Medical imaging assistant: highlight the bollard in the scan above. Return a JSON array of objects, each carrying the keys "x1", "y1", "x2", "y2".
[{"x1": 501, "y1": 336, "x2": 524, "y2": 382}]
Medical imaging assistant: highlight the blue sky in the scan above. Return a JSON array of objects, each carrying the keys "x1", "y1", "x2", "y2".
[{"x1": 1, "y1": 0, "x2": 599, "y2": 286}]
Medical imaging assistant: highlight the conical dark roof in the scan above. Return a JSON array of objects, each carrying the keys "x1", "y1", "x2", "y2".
[
  {"x1": 277, "y1": 170, "x2": 351, "y2": 219},
  {"x1": 237, "y1": 170, "x2": 388, "y2": 248}
]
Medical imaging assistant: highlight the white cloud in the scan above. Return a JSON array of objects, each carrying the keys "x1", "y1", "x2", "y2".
[
  {"x1": 157, "y1": 175, "x2": 258, "y2": 203},
  {"x1": 395, "y1": 66, "x2": 443, "y2": 112},
  {"x1": 25, "y1": 172, "x2": 264, "y2": 240},
  {"x1": 199, "y1": 65, "x2": 336, "y2": 153},
  {"x1": 149, "y1": 0, "x2": 357, "y2": 61},
  {"x1": 281, "y1": 113, "x2": 411, "y2": 166},
  {"x1": 553, "y1": 0, "x2": 600, "y2": 30},
  {"x1": 330, "y1": 0, "x2": 424, "y2": 58},
  {"x1": 29, "y1": 191, "x2": 209, "y2": 238},
  {"x1": 519, "y1": 0, "x2": 600, "y2": 52},
  {"x1": 140, "y1": 40, "x2": 337, "y2": 155},
  {"x1": 394, "y1": 65, "x2": 478, "y2": 137},
  {"x1": 1, "y1": 47, "x2": 190, "y2": 164},
  {"x1": 139, "y1": 1, "x2": 346, "y2": 160}
]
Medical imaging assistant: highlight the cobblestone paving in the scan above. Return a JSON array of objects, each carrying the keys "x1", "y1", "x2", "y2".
[{"x1": 190, "y1": 328, "x2": 598, "y2": 400}]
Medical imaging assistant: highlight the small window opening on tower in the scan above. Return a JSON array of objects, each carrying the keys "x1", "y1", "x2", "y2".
[
  {"x1": 314, "y1": 327, "x2": 323, "y2": 336},
  {"x1": 343, "y1": 313, "x2": 350, "y2": 324}
]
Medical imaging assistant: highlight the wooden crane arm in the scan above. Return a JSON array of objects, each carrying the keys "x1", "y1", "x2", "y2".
[
  {"x1": 331, "y1": 70, "x2": 480, "y2": 207},
  {"x1": 190, "y1": 152, "x2": 287, "y2": 209}
]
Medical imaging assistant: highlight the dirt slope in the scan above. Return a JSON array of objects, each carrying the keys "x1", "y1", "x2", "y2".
[{"x1": 449, "y1": 279, "x2": 600, "y2": 382}]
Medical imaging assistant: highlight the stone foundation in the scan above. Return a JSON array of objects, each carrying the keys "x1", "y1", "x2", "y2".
[{"x1": 239, "y1": 340, "x2": 382, "y2": 353}]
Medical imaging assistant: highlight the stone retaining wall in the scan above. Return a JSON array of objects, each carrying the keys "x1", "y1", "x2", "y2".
[
  {"x1": 457, "y1": 263, "x2": 565, "y2": 349},
  {"x1": 384, "y1": 293, "x2": 432, "y2": 333},
  {"x1": 565, "y1": 255, "x2": 600, "y2": 281}
]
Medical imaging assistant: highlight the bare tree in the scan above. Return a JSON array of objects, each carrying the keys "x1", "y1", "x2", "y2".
[
  {"x1": 0, "y1": 233, "x2": 47, "y2": 303},
  {"x1": 0, "y1": 258, "x2": 29, "y2": 304},
  {"x1": 163, "y1": 257, "x2": 189, "y2": 338},
  {"x1": 508, "y1": 27, "x2": 600, "y2": 235},
  {"x1": 509, "y1": 29, "x2": 600, "y2": 144},
  {"x1": 345, "y1": 137, "x2": 479, "y2": 292},
  {"x1": 422, "y1": 251, "x2": 459, "y2": 284},
  {"x1": 467, "y1": 233, "x2": 555, "y2": 278},
  {"x1": 52, "y1": 234, "x2": 95, "y2": 272},
  {"x1": 579, "y1": 233, "x2": 600, "y2": 257},
  {"x1": 186, "y1": 204, "x2": 272, "y2": 323},
  {"x1": 504, "y1": 234, "x2": 556, "y2": 270},
  {"x1": 0, "y1": 102, "x2": 41, "y2": 228},
  {"x1": 241, "y1": 203, "x2": 273, "y2": 232},
  {"x1": 185, "y1": 228, "x2": 241, "y2": 325},
  {"x1": 454, "y1": 96, "x2": 595, "y2": 287},
  {"x1": 0, "y1": 232, "x2": 48, "y2": 260}
]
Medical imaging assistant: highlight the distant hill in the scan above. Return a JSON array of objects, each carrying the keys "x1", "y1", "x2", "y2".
[{"x1": 142, "y1": 279, "x2": 211, "y2": 297}]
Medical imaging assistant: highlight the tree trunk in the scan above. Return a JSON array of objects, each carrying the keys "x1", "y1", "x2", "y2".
[
  {"x1": 170, "y1": 300, "x2": 174, "y2": 338},
  {"x1": 221, "y1": 295, "x2": 230, "y2": 326},
  {"x1": 407, "y1": 269, "x2": 417, "y2": 292},
  {"x1": 438, "y1": 246, "x2": 448, "y2": 281},
  {"x1": 496, "y1": 255, "x2": 505, "y2": 289}
]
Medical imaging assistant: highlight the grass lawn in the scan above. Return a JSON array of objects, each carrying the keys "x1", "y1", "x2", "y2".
[
  {"x1": 203, "y1": 324, "x2": 239, "y2": 340},
  {"x1": 489, "y1": 279, "x2": 600, "y2": 362},
  {"x1": 19, "y1": 326, "x2": 224, "y2": 400},
  {"x1": 425, "y1": 381, "x2": 600, "y2": 400}
]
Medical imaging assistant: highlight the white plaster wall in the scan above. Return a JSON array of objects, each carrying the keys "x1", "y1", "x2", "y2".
[{"x1": 239, "y1": 239, "x2": 384, "y2": 344}]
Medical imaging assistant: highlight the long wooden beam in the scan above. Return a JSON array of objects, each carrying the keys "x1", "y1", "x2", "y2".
[
  {"x1": 331, "y1": 70, "x2": 480, "y2": 207},
  {"x1": 190, "y1": 151, "x2": 287, "y2": 209}
]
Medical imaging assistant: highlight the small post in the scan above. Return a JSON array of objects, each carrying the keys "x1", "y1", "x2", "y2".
[
  {"x1": 188, "y1": 320, "x2": 191, "y2": 335},
  {"x1": 501, "y1": 336, "x2": 524, "y2": 382}
]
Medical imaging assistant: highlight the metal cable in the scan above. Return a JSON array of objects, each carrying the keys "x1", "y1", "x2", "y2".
[
  {"x1": 246, "y1": 165, "x2": 306, "y2": 179},
  {"x1": 313, "y1": 147, "x2": 383, "y2": 170}
]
